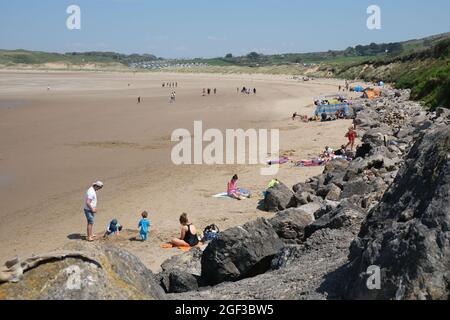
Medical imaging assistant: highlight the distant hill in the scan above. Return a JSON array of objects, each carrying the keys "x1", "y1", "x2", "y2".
[
  {"x1": 192, "y1": 32, "x2": 450, "y2": 67},
  {"x1": 0, "y1": 50, "x2": 158, "y2": 66}
]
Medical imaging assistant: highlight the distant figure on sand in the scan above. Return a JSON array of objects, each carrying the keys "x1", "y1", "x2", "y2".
[
  {"x1": 83, "y1": 181, "x2": 104, "y2": 242},
  {"x1": 137, "y1": 96, "x2": 141, "y2": 104},
  {"x1": 214, "y1": 88, "x2": 217, "y2": 95},
  {"x1": 171, "y1": 213, "x2": 199, "y2": 247},
  {"x1": 345, "y1": 127, "x2": 358, "y2": 151},
  {"x1": 253, "y1": 88, "x2": 257, "y2": 95},
  {"x1": 207, "y1": 88, "x2": 211, "y2": 95},
  {"x1": 169, "y1": 91, "x2": 176, "y2": 103},
  {"x1": 138, "y1": 211, "x2": 151, "y2": 241}
]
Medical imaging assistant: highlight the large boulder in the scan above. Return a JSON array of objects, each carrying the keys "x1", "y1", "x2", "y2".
[
  {"x1": 269, "y1": 208, "x2": 315, "y2": 244},
  {"x1": 0, "y1": 242, "x2": 165, "y2": 300},
  {"x1": 345, "y1": 126, "x2": 450, "y2": 300},
  {"x1": 263, "y1": 182, "x2": 296, "y2": 212},
  {"x1": 201, "y1": 218, "x2": 284, "y2": 286},
  {"x1": 158, "y1": 248, "x2": 203, "y2": 293}
]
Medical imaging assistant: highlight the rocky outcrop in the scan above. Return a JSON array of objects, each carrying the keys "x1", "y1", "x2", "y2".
[
  {"x1": 345, "y1": 125, "x2": 450, "y2": 300},
  {"x1": 201, "y1": 218, "x2": 284, "y2": 286},
  {"x1": 171, "y1": 227, "x2": 358, "y2": 300},
  {"x1": 0, "y1": 242, "x2": 165, "y2": 300}
]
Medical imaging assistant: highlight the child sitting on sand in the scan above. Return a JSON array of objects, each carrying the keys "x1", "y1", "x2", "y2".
[
  {"x1": 104, "y1": 219, "x2": 123, "y2": 238},
  {"x1": 138, "y1": 211, "x2": 151, "y2": 241},
  {"x1": 227, "y1": 175, "x2": 251, "y2": 200}
]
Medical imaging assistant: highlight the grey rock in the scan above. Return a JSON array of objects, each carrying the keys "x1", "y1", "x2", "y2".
[
  {"x1": 201, "y1": 218, "x2": 284, "y2": 286},
  {"x1": 269, "y1": 208, "x2": 315, "y2": 244},
  {"x1": 341, "y1": 178, "x2": 372, "y2": 199},
  {"x1": 168, "y1": 270, "x2": 199, "y2": 293},
  {"x1": 325, "y1": 184, "x2": 342, "y2": 201},
  {"x1": 264, "y1": 182, "x2": 296, "y2": 212}
]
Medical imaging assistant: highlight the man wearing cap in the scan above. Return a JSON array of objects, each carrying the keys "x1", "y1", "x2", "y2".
[{"x1": 84, "y1": 181, "x2": 104, "y2": 242}]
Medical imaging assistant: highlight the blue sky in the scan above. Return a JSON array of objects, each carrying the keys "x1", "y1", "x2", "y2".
[{"x1": 1, "y1": 0, "x2": 449, "y2": 58}]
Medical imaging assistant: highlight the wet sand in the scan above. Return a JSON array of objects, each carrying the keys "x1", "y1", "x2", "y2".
[{"x1": 0, "y1": 71, "x2": 354, "y2": 271}]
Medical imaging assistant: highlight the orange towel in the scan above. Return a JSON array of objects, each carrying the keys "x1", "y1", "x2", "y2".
[{"x1": 160, "y1": 242, "x2": 204, "y2": 251}]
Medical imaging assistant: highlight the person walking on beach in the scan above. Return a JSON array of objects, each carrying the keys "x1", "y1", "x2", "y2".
[
  {"x1": 84, "y1": 181, "x2": 104, "y2": 242},
  {"x1": 207, "y1": 88, "x2": 211, "y2": 95},
  {"x1": 169, "y1": 91, "x2": 176, "y2": 103},
  {"x1": 214, "y1": 88, "x2": 217, "y2": 95},
  {"x1": 253, "y1": 88, "x2": 257, "y2": 95},
  {"x1": 137, "y1": 96, "x2": 141, "y2": 104}
]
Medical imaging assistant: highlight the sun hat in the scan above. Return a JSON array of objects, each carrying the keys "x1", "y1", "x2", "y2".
[{"x1": 93, "y1": 181, "x2": 104, "y2": 187}]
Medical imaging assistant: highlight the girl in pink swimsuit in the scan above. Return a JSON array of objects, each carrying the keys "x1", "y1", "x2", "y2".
[{"x1": 227, "y1": 175, "x2": 243, "y2": 200}]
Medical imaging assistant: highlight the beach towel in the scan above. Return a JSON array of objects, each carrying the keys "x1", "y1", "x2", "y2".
[
  {"x1": 267, "y1": 157, "x2": 289, "y2": 165},
  {"x1": 295, "y1": 159, "x2": 325, "y2": 167},
  {"x1": 212, "y1": 192, "x2": 232, "y2": 199},
  {"x1": 213, "y1": 188, "x2": 251, "y2": 199},
  {"x1": 161, "y1": 243, "x2": 203, "y2": 252}
]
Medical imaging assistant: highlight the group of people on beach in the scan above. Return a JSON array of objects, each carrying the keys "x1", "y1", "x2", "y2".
[
  {"x1": 83, "y1": 181, "x2": 200, "y2": 248},
  {"x1": 202, "y1": 88, "x2": 217, "y2": 96},
  {"x1": 163, "y1": 82, "x2": 178, "y2": 88},
  {"x1": 82, "y1": 171, "x2": 253, "y2": 248},
  {"x1": 238, "y1": 87, "x2": 257, "y2": 95}
]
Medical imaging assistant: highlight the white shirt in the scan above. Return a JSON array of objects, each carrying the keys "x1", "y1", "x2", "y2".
[{"x1": 84, "y1": 187, "x2": 97, "y2": 211}]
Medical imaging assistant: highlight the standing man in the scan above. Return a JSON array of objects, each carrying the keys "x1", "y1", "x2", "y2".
[{"x1": 84, "y1": 181, "x2": 104, "y2": 242}]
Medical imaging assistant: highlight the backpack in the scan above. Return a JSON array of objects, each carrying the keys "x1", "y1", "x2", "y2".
[{"x1": 203, "y1": 224, "x2": 220, "y2": 242}]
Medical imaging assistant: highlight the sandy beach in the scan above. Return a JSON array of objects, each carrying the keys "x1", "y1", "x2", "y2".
[{"x1": 0, "y1": 71, "x2": 354, "y2": 272}]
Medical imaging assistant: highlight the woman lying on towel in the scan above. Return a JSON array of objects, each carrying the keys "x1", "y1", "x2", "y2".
[{"x1": 227, "y1": 175, "x2": 251, "y2": 200}]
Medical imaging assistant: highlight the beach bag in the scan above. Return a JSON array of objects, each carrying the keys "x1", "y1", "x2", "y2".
[{"x1": 203, "y1": 224, "x2": 220, "y2": 241}]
